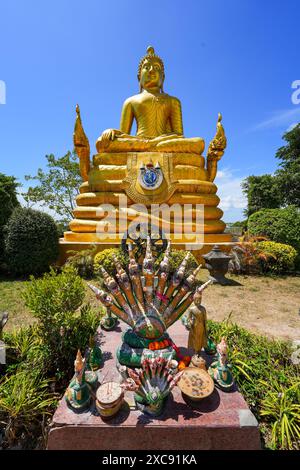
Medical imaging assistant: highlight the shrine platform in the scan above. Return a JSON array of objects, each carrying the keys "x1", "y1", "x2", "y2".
[{"x1": 47, "y1": 322, "x2": 261, "y2": 450}]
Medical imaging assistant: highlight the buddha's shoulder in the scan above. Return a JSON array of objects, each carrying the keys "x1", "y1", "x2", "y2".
[
  {"x1": 162, "y1": 93, "x2": 182, "y2": 106},
  {"x1": 122, "y1": 94, "x2": 141, "y2": 106},
  {"x1": 122, "y1": 93, "x2": 182, "y2": 105}
]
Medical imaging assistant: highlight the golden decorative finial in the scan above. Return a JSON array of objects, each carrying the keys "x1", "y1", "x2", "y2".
[
  {"x1": 73, "y1": 104, "x2": 90, "y2": 181},
  {"x1": 74, "y1": 349, "x2": 84, "y2": 372},
  {"x1": 206, "y1": 113, "x2": 227, "y2": 182}
]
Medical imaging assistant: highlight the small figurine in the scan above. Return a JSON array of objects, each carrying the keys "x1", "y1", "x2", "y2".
[
  {"x1": 208, "y1": 337, "x2": 234, "y2": 392},
  {"x1": 65, "y1": 350, "x2": 92, "y2": 410},
  {"x1": 182, "y1": 280, "x2": 212, "y2": 354},
  {"x1": 123, "y1": 355, "x2": 183, "y2": 417},
  {"x1": 100, "y1": 308, "x2": 118, "y2": 331},
  {"x1": 87, "y1": 336, "x2": 103, "y2": 371}
]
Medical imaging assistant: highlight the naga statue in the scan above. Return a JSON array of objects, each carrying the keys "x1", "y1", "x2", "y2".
[
  {"x1": 89, "y1": 238, "x2": 210, "y2": 369},
  {"x1": 60, "y1": 46, "x2": 232, "y2": 264}
]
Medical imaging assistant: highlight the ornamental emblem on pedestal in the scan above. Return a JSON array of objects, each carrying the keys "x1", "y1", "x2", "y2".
[
  {"x1": 139, "y1": 161, "x2": 163, "y2": 190},
  {"x1": 123, "y1": 152, "x2": 178, "y2": 205}
]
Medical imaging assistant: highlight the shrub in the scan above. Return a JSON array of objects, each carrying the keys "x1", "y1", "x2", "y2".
[
  {"x1": 255, "y1": 241, "x2": 297, "y2": 274},
  {"x1": 228, "y1": 236, "x2": 270, "y2": 275},
  {"x1": 94, "y1": 248, "x2": 129, "y2": 277},
  {"x1": 65, "y1": 246, "x2": 97, "y2": 279},
  {"x1": 156, "y1": 249, "x2": 198, "y2": 274},
  {"x1": 4, "y1": 207, "x2": 59, "y2": 275},
  {"x1": 0, "y1": 173, "x2": 20, "y2": 261},
  {"x1": 248, "y1": 206, "x2": 300, "y2": 253},
  {"x1": 22, "y1": 266, "x2": 99, "y2": 379}
]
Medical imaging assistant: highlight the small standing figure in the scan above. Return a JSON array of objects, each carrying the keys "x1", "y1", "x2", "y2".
[
  {"x1": 65, "y1": 350, "x2": 91, "y2": 411},
  {"x1": 208, "y1": 337, "x2": 234, "y2": 392},
  {"x1": 182, "y1": 280, "x2": 215, "y2": 356}
]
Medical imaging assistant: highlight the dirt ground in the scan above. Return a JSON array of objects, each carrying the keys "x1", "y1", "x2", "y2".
[
  {"x1": 1, "y1": 273, "x2": 300, "y2": 342},
  {"x1": 196, "y1": 273, "x2": 300, "y2": 342}
]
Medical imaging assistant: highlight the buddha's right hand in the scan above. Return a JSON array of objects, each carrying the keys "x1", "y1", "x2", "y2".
[
  {"x1": 100, "y1": 128, "x2": 124, "y2": 145},
  {"x1": 101, "y1": 128, "x2": 116, "y2": 142}
]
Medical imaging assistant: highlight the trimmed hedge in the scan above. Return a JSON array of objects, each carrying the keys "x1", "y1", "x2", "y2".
[
  {"x1": 5, "y1": 208, "x2": 59, "y2": 275},
  {"x1": 255, "y1": 241, "x2": 297, "y2": 274},
  {"x1": 94, "y1": 248, "x2": 129, "y2": 277},
  {"x1": 248, "y1": 206, "x2": 300, "y2": 253}
]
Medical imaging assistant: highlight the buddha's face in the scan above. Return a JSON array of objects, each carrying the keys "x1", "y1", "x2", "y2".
[{"x1": 140, "y1": 59, "x2": 164, "y2": 90}]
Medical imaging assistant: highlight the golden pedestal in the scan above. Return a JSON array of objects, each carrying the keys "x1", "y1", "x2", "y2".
[{"x1": 60, "y1": 151, "x2": 233, "y2": 264}]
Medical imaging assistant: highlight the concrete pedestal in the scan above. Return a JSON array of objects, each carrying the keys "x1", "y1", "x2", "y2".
[{"x1": 47, "y1": 322, "x2": 261, "y2": 450}]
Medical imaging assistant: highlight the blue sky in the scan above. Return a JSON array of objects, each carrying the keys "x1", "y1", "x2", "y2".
[{"x1": 1, "y1": 0, "x2": 300, "y2": 222}]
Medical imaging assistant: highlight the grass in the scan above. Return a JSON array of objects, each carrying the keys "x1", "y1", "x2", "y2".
[{"x1": 0, "y1": 276, "x2": 33, "y2": 330}]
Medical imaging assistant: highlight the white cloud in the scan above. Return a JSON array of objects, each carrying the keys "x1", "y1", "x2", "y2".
[
  {"x1": 215, "y1": 168, "x2": 247, "y2": 221},
  {"x1": 286, "y1": 122, "x2": 298, "y2": 132},
  {"x1": 250, "y1": 108, "x2": 300, "y2": 131}
]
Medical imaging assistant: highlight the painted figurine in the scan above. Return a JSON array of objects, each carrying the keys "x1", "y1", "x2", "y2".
[
  {"x1": 87, "y1": 336, "x2": 103, "y2": 371},
  {"x1": 100, "y1": 308, "x2": 118, "y2": 331},
  {"x1": 182, "y1": 280, "x2": 212, "y2": 354},
  {"x1": 208, "y1": 337, "x2": 234, "y2": 391},
  {"x1": 65, "y1": 350, "x2": 91, "y2": 410}
]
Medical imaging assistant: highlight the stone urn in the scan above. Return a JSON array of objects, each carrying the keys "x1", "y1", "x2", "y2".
[{"x1": 203, "y1": 245, "x2": 231, "y2": 285}]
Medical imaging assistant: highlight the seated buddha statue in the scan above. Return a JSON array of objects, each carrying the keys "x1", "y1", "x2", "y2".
[
  {"x1": 95, "y1": 46, "x2": 205, "y2": 155},
  {"x1": 67, "y1": 45, "x2": 231, "y2": 255}
]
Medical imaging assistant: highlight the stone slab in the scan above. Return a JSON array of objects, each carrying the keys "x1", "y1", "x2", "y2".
[{"x1": 47, "y1": 322, "x2": 261, "y2": 450}]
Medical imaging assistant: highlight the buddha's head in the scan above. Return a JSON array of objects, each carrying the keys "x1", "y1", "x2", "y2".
[{"x1": 138, "y1": 46, "x2": 165, "y2": 92}]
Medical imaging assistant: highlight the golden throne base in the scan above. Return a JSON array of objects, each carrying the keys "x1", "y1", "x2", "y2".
[{"x1": 59, "y1": 151, "x2": 234, "y2": 264}]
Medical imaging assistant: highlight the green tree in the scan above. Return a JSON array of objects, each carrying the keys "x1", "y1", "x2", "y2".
[
  {"x1": 241, "y1": 174, "x2": 281, "y2": 217},
  {"x1": 22, "y1": 151, "x2": 81, "y2": 222},
  {"x1": 0, "y1": 173, "x2": 20, "y2": 259},
  {"x1": 275, "y1": 123, "x2": 300, "y2": 207}
]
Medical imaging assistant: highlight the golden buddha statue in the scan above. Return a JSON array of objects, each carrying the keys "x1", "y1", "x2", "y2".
[
  {"x1": 96, "y1": 46, "x2": 204, "y2": 156},
  {"x1": 60, "y1": 46, "x2": 232, "y2": 263}
]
